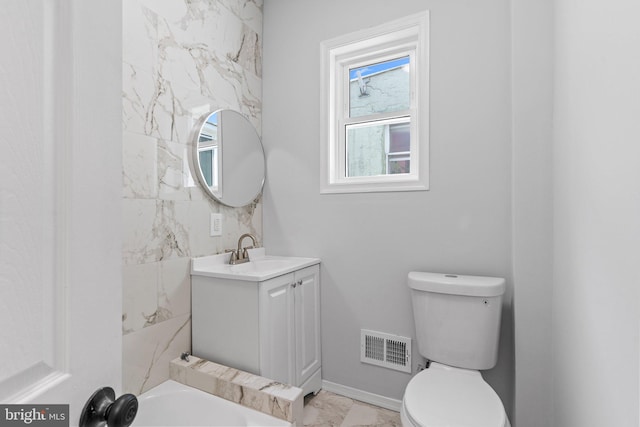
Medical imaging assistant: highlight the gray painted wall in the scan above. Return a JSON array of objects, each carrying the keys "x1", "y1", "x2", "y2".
[
  {"x1": 262, "y1": 0, "x2": 514, "y2": 416},
  {"x1": 552, "y1": 0, "x2": 640, "y2": 424},
  {"x1": 511, "y1": 0, "x2": 554, "y2": 426}
]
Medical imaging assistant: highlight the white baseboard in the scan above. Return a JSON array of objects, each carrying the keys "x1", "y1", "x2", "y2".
[{"x1": 321, "y1": 380, "x2": 402, "y2": 412}]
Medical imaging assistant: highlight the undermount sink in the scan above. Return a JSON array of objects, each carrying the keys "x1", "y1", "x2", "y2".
[
  {"x1": 191, "y1": 248, "x2": 320, "y2": 281},
  {"x1": 230, "y1": 258, "x2": 295, "y2": 273}
]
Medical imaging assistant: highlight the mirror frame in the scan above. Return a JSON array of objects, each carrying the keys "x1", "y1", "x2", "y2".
[{"x1": 192, "y1": 109, "x2": 265, "y2": 208}]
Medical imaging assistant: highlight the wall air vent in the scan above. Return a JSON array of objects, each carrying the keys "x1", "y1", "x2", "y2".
[{"x1": 360, "y1": 329, "x2": 411, "y2": 373}]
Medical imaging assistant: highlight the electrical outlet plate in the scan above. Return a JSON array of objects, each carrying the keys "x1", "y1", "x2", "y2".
[{"x1": 210, "y1": 213, "x2": 222, "y2": 236}]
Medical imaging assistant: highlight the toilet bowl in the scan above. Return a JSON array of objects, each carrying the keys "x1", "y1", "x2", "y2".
[
  {"x1": 401, "y1": 363, "x2": 510, "y2": 427},
  {"x1": 404, "y1": 272, "x2": 511, "y2": 427}
]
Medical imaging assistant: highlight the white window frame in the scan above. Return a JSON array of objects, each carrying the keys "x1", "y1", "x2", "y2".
[{"x1": 320, "y1": 11, "x2": 429, "y2": 194}]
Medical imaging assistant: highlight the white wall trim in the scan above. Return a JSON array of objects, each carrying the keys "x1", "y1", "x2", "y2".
[{"x1": 321, "y1": 380, "x2": 402, "y2": 412}]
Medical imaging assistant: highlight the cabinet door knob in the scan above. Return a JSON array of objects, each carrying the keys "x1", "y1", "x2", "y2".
[
  {"x1": 297, "y1": 280, "x2": 303, "y2": 286},
  {"x1": 292, "y1": 282, "x2": 297, "y2": 288}
]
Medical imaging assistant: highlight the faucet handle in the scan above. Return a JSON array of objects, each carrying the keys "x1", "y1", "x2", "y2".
[
  {"x1": 225, "y1": 249, "x2": 238, "y2": 263},
  {"x1": 242, "y1": 246, "x2": 254, "y2": 259}
]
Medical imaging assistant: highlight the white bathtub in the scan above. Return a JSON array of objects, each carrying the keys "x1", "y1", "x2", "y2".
[{"x1": 134, "y1": 380, "x2": 292, "y2": 427}]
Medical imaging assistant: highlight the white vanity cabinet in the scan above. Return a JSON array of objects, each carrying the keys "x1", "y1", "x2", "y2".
[{"x1": 191, "y1": 260, "x2": 321, "y2": 396}]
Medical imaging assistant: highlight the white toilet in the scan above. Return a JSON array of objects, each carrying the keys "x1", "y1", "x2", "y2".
[{"x1": 402, "y1": 272, "x2": 511, "y2": 427}]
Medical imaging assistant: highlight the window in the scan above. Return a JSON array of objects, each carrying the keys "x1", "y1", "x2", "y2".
[
  {"x1": 320, "y1": 12, "x2": 429, "y2": 193},
  {"x1": 198, "y1": 116, "x2": 220, "y2": 192}
]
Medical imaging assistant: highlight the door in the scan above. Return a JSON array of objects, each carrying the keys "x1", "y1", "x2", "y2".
[
  {"x1": 294, "y1": 266, "x2": 321, "y2": 387},
  {"x1": 0, "y1": 0, "x2": 122, "y2": 423},
  {"x1": 259, "y1": 274, "x2": 295, "y2": 385}
]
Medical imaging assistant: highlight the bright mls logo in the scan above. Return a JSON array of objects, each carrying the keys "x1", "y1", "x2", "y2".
[{"x1": 0, "y1": 405, "x2": 68, "y2": 427}]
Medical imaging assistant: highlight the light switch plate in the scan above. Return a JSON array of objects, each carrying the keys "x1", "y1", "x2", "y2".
[{"x1": 210, "y1": 213, "x2": 222, "y2": 236}]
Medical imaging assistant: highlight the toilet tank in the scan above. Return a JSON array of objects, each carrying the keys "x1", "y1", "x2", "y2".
[{"x1": 408, "y1": 272, "x2": 505, "y2": 370}]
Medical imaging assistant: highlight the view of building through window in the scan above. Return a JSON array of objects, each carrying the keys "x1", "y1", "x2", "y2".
[{"x1": 346, "y1": 56, "x2": 411, "y2": 177}]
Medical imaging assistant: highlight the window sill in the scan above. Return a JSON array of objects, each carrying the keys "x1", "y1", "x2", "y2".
[{"x1": 320, "y1": 180, "x2": 429, "y2": 194}]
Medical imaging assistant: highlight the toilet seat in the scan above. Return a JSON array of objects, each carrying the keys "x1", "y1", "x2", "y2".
[{"x1": 402, "y1": 363, "x2": 507, "y2": 427}]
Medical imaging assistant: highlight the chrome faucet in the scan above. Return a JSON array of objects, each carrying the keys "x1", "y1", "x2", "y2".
[{"x1": 226, "y1": 233, "x2": 259, "y2": 265}]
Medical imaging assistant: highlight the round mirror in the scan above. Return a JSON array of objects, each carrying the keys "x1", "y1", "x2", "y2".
[{"x1": 192, "y1": 109, "x2": 265, "y2": 207}]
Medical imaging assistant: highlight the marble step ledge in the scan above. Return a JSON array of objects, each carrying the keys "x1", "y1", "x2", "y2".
[{"x1": 170, "y1": 356, "x2": 303, "y2": 425}]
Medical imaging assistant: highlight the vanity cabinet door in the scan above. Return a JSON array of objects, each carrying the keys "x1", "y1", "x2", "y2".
[
  {"x1": 294, "y1": 265, "x2": 322, "y2": 388},
  {"x1": 259, "y1": 273, "x2": 296, "y2": 385},
  {"x1": 257, "y1": 264, "x2": 321, "y2": 394}
]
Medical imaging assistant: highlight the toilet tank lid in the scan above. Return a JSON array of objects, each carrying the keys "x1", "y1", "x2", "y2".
[{"x1": 408, "y1": 272, "x2": 505, "y2": 297}]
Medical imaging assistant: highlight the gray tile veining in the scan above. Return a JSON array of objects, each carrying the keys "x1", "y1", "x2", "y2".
[
  {"x1": 303, "y1": 390, "x2": 401, "y2": 427},
  {"x1": 122, "y1": 0, "x2": 263, "y2": 395},
  {"x1": 170, "y1": 356, "x2": 303, "y2": 424}
]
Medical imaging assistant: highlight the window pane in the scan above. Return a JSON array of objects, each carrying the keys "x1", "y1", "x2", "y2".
[
  {"x1": 346, "y1": 120, "x2": 411, "y2": 177},
  {"x1": 198, "y1": 147, "x2": 219, "y2": 188},
  {"x1": 388, "y1": 155, "x2": 410, "y2": 174},
  {"x1": 349, "y1": 56, "x2": 410, "y2": 118},
  {"x1": 199, "y1": 150, "x2": 214, "y2": 186}
]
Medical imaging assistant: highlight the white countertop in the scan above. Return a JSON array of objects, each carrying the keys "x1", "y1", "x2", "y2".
[{"x1": 191, "y1": 248, "x2": 320, "y2": 282}]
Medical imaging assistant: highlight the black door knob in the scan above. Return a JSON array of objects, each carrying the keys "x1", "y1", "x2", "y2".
[{"x1": 79, "y1": 387, "x2": 138, "y2": 427}]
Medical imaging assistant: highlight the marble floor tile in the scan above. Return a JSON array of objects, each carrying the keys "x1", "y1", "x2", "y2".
[{"x1": 303, "y1": 390, "x2": 401, "y2": 427}]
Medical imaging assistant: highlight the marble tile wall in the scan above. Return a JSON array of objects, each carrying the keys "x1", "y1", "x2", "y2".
[
  {"x1": 170, "y1": 356, "x2": 303, "y2": 424},
  {"x1": 122, "y1": 0, "x2": 263, "y2": 395}
]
